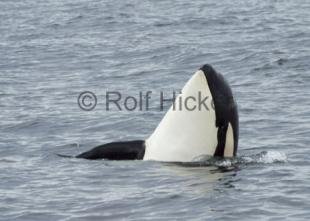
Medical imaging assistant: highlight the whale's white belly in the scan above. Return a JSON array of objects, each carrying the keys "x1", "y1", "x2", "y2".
[{"x1": 143, "y1": 70, "x2": 218, "y2": 162}]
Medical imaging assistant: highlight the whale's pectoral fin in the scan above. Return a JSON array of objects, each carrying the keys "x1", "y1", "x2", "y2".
[
  {"x1": 76, "y1": 140, "x2": 145, "y2": 160},
  {"x1": 213, "y1": 124, "x2": 228, "y2": 157}
]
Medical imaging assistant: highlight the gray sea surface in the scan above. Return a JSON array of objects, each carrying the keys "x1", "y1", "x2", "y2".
[{"x1": 1, "y1": 0, "x2": 310, "y2": 220}]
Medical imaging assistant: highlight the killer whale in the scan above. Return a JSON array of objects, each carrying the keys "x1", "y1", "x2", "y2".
[{"x1": 73, "y1": 64, "x2": 238, "y2": 162}]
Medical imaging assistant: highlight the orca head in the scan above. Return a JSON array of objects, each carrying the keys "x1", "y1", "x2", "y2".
[
  {"x1": 200, "y1": 64, "x2": 239, "y2": 157},
  {"x1": 144, "y1": 64, "x2": 239, "y2": 162}
]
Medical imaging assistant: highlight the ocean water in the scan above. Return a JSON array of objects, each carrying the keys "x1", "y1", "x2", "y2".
[{"x1": 1, "y1": 0, "x2": 310, "y2": 220}]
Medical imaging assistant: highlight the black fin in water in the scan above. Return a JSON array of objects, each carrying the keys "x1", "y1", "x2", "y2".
[{"x1": 75, "y1": 140, "x2": 146, "y2": 160}]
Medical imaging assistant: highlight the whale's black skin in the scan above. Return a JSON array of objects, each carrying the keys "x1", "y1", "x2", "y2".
[
  {"x1": 200, "y1": 64, "x2": 239, "y2": 157},
  {"x1": 71, "y1": 64, "x2": 239, "y2": 160},
  {"x1": 76, "y1": 140, "x2": 145, "y2": 160}
]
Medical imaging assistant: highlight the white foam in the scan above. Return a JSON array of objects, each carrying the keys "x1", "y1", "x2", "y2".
[
  {"x1": 241, "y1": 151, "x2": 288, "y2": 164},
  {"x1": 215, "y1": 159, "x2": 233, "y2": 167},
  {"x1": 257, "y1": 151, "x2": 288, "y2": 163},
  {"x1": 175, "y1": 151, "x2": 288, "y2": 168}
]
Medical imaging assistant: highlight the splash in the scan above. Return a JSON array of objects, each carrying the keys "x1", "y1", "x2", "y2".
[
  {"x1": 239, "y1": 151, "x2": 288, "y2": 164},
  {"x1": 180, "y1": 151, "x2": 288, "y2": 168}
]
